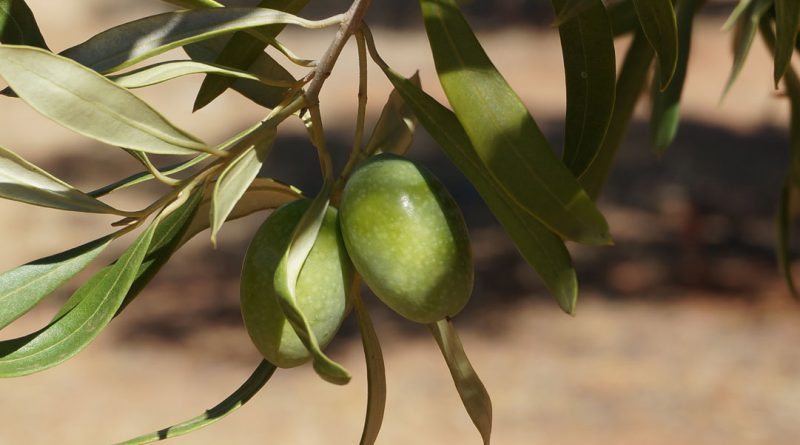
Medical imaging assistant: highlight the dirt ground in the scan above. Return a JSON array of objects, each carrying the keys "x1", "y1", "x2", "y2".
[{"x1": 2, "y1": 1, "x2": 800, "y2": 444}]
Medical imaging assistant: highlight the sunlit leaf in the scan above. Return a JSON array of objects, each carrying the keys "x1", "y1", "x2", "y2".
[
  {"x1": 161, "y1": 0, "x2": 222, "y2": 9},
  {"x1": 419, "y1": 0, "x2": 611, "y2": 246},
  {"x1": 0, "y1": 235, "x2": 113, "y2": 330},
  {"x1": 0, "y1": 0, "x2": 46, "y2": 48},
  {"x1": 553, "y1": 0, "x2": 616, "y2": 177},
  {"x1": 650, "y1": 0, "x2": 699, "y2": 153},
  {"x1": 0, "y1": 45, "x2": 210, "y2": 156},
  {"x1": 364, "y1": 73, "x2": 419, "y2": 156},
  {"x1": 429, "y1": 319, "x2": 492, "y2": 445},
  {"x1": 0, "y1": 222, "x2": 156, "y2": 377},
  {"x1": 353, "y1": 282, "x2": 386, "y2": 445},
  {"x1": 114, "y1": 360, "x2": 277, "y2": 445},
  {"x1": 110, "y1": 60, "x2": 295, "y2": 90},
  {"x1": 632, "y1": 0, "x2": 678, "y2": 89},
  {"x1": 721, "y1": 0, "x2": 772, "y2": 99},
  {"x1": 381, "y1": 68, "x2": 578, "y2": 314},
  {"x1": 774, "y1": 0, "x2": 800, "y2": 85}
]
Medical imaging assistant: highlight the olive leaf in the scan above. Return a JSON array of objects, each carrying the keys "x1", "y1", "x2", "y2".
[
  {"x1": 578, "y1": 30, "x2": 654, "y2": 199},
  {"x1": 722, "y1": 0, "x2": 754, "y2": 30},
  {"x1": 352, "y1": 282, "x2": 386, "y2": 445},
  {"x1": 774, "y1": 0, "x2": 800, "y2": 86},
  {"x1": 721, "y1": 0, "x2": 773, "y2": 100},
  {"x1": 110, "y1": 60, "x2": 296, "y2": 90},
  {"x1": 60, "y1": 7, "x2": 329, "y2": 74},
  {"x1": 429, "y1": 319, "x2": 492, "y2": 445},
  {"x1": 631, "y1": 0, "x2": 678, "y2": 89},
  {"x1": 608, "y1": 0, "x2": 638, "y2": 37},
  {"x1": 193, "y1": 0, "x2": 310, "y2": 111},
  {"x1": 419, "y1": 0, "x2": 611, "y2": 246},
  {"x1": 114, "y1": 360, "x2": 277, "y2": 445},
  {"x1": 553, "y1": 0, "x2": 616, "y2": 177},
  {"x1": 0, "y1": 45, "x2": 211, "y2": 156},
  {"x1": 0, "y1": 222, "x2": 156, "y2": 378},
  {"x1": 210, "y1": 127, "x2": 277, "y2": 245},
  {"x1": 0, "y1": 0, "x2": 46, "y2": 48},
  {"x1": 364, "y1": 72, "x2": 419, "y2": 157},
  {"x1": 0, "y1": 145, "x2": 131, "y2": 214},
  {"x1": 273, "y1": 181, "x2": 351, "y2": 385},
  {"x1": 161, "y1": 0, "x2": 223, "y2": 8},
  {"x1": 777, "y1": 181, "x2": 800, "y2": 300},
  {"x1": 0, "y1": 235, "x2": 113, "y2": 331},
  {"x1": 380, "y1": 68, "x2": 578, "y2": 314},
  {"x1": 552, "y1": 0, "x2": 595, "y2": 25},
  {"x1": 650, "y1": 0, "x2": 699, "y2": 154}
]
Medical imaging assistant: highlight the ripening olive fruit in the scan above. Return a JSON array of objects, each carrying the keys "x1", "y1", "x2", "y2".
[
  {"x1": 339, "y1": 153, "x2": 473, "y2": 324},
  {"x1": 240, "y1": 199, "x2": 353, "y2": 368}
]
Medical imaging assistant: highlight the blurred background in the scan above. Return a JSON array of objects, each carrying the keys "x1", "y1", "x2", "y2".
[{"x1": 1, "y1": 0, "x2": 800, "y2": 444}]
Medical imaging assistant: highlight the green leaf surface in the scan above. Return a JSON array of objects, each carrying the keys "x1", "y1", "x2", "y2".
[
  {"x1": 210, "y1": 128, "x2": 276, "y2": 244},
  {"x1": 632, "y1": 0, "x2": 678, "y2": 89},
  {"x1": 0, "y1": 45, "x2": 209, "y2": 156},
  {"x1": 429, "y1": 319, "x2": 492, "y2": 445},
  {"x1": 353, "y1": 285, "x2": 386, "y2": 445},
  {"x1": 110, "y1": 60, "x2": 295, "y2": 90},
  {"x1": 608, "y1": 0, "x2": 638, "y2": 37},
  {"x1": 365, "y1": 73, "x2": 419, "y2": 156},
  {"x1": 552, "y1": 0, "x2": 594, "y2": 25},
  {"x1": 0, "y1": 145, "x2": 129, "y2": 214},
  {"x1": 161, "y1": 0, "x2": 223, "y2": 8},
  {"x1": 722, "y1": 0, "x2": 753, "y2": 30},
  {"x1": 0, "y1": 235, "x2": 113, "y2": 331},
  {"x1": 650, "y1": 0, "x2": 699, "y2": 153},
  {"x1": 419, "y1": 0, "x2": 611, "y2": 246},
  {"x1": 774, "y1": 0, "x2": 800, "y2": 85},
  {"x1": 579, "y1": 30, "x2": 654, "y2": 199},
  {"x1": 60, "y1": 7, "x2": 325, "y2": 74},
  {"x1": 0, "y1": 222, "x2": 156, "y2": 377},
  {"x1": 274, "y1": 182, "x2": 351, "y2": 385},
  {"x1": 381, "y1": 68, "x2": 578, "y2": 314},
  {"x1": 0, "y1": 0, "x2": 46, "y2": 48},
  {"x1": 114, "y1": 360, "x2": 277, "y2": 445},
  {"x1": 721, "y1": 0, "x2": 772, "y2": 100},
  {"x1": 193, "y1": 0, "x2": 309, "y2": 111},
  {"x1": 777, "y1": 181, "x2": 800, "y2": 300},
  {"x1": 553, "y1": 0, "x2": 616, "y2": 177},
  {"x1": 185, "y1": 37, "x2": 296, "y2": 109}
]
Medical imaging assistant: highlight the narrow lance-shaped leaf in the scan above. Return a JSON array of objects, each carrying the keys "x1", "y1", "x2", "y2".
[
  {"x1": 579, "y1": 30, "x2": 654, "y2": 199},
  {"x1": 721, "y1": 0, "x2": 773, "y2": 100},
  {"x1": 650, "y1": 0, "x2": 700, "y2": 154},
  {"x1": 774, "y1": 0, "x2": 800, "y2": 86},
  {"x1": 0, "y1": 235, "x2": 113, "y2": 331},
  {"x1": 113, "y1": 360, "x2": 277, "y2": 445},
  {"x1": 110, "y1": 60, "x2": 296, "y2": 90},
  {"x1": 381, "y1": 67, "x2": 578, "y2": 313},
  {"x1": 364, "y1": 73, "x2": 420, "y2": 157},
  {"x1": 777, "y1": 181, "x2": 800, "y2": 300},
  {"x1": 352, "y1": 281, "x2": 386, "y2": 445},
  {"x1": 552, "y1": 0, "x2": 595, "y2": 25},
  {"x1": 553, "y1": 0, "x2": 616, "y2": 177},
  {"x1": 0, "y1": 222, "x2": 156, "y2": 377},
  {"x1": 632, "y1": 0, "x2": 678, "y2": 89},
  {"x1": 429, "y1": 319, "x2": 492, "y2": 445},
  {"x1": 60, "y1": 7, "x2": 331, "y2": 74},
  {"x1": 0, "y1": 45, "x2": 210, "y2": 156},
  {"x1": 608, "y1": 0, "x2": 638, "y2": 37},
  {"x1": 722, "y1": 0, "x2": 754, "y2": 31},
  {"x1": 194, "y1": 0, "x2": 310, "y2": 111},
  {"x1": 0, "y1": 145, "x2": 131, "y2": 214},
  {"x1": 419, "y1": 0, "x2": 611, "y2": 246},
  {"x1": 161, "y1": 0, "x2": 223, "y2": 8},
  {"x1": 0, "y1": 0, "x2": 46, "y2": 48}
]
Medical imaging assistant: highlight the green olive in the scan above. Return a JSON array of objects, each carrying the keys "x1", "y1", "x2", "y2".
[
  {"x1": 240, "y1": 199, "x2": 353, "y2": 368},
  {"x1": 339, "y1": 153, "x2": 473, "y2": 323}
]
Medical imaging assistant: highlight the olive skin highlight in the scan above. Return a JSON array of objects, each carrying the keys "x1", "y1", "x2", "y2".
[
  {"x1": 240, "y1": 199, "x2": 353, "y2": 368},
  {"x1": 339, "y1": 153, "x2": 474, "y2": 323}
]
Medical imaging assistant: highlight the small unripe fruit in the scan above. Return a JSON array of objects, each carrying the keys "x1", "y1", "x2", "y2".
[
  {"x1": 240, "y1": 200, "x2": 353, "y2": 368},
  {"x1": 339, "y1": 153, "x2": 473, "y2": 323}
]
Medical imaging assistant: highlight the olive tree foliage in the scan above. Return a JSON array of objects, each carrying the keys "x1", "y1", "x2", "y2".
[{"x1": 0, "y1": 0, "x2": 796, "y2": 443}]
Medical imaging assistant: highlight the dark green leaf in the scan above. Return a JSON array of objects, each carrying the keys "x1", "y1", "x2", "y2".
[
  {"x1": 353, "y1": 285, "x2": 386, "y2": 445},
  {"x1": 0, "y1": 0, "x2": 46, "y2": 48},
  {"x1": 0, "y1": 45, "x2": 210, "y2": 156},
  {"x1": 774, "y1": 0, "x2": 800, "y2": 85},
  {"x1": 429, "y1": 319, "x2": 492, "y2": 445},
  {"x1": 193, "y1": 0, "x2": 309, "y2": 111},
  {"x1": 553, "y1": 0, "x2": 616, "y2": 177},
  {"x1": 650, "y1": 0, "x2": 699, "y2": 153},
  {"x1": 420, "y1": 0, "x2": 611, "y2": 246},
  {"x1": 608, "y1": 0, "x2": 638, "y2": 37},
  {"x1": 114, "y1": 360, "x2": 277, "y2": 445},
  {"x1": 0, "y1": 235, "x2": 113, "y2": 330},
  {"x1": 381, "y1": 68, "x2": 578, "y2": 314},
  {"x1": 721, "y1": 0, "x2": 772, "y2": 99},
  {"x1": 777, "y1": 181, "x2": 800, "y2": 300},
  {"x1": 552, "y1": 0, "x2": 594, "y2": 25},
  {"x1": 632, "y1": 0, "x2": 678, "y2": 89},
  {"x1": 0, "y1": 222, "x2": 156, "y2": 377},
  {"x1": 579, "y1": 30, "x2": 654, "y2": 199}
]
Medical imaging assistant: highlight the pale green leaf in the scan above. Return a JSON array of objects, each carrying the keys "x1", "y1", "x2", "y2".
[
  {"x1": 110, "y1": 60, "x2": 296, "y2": 90},
  {"x1": 0, "y1": 235, "x2": 112, "y2": 331},
  {"x1": 114, "y1": 360, "x2": 276, "y2": 445},
  {"x1": 722, "y1": 0, "x2": 753, "y2": 31},
  {"x1": 419, "y1": 0, "x2": 611, "y2": 246},
  {"x1": 0, "y1": 222, "x2": 156, "y2": 377},
  {"x1": 0, "y1": 0, "x2": 47, "y2": 48},
  {"x1": 364, "y1": 73, "x2": 419, "y2": 156},
  {"x1": 0, "y1": 45, "x2": 210, "y2": 156},
  {"x1": 721, "y1": 0, "x2": 772, "y2": 99},
  {"x1": 632, "y1": 0, "x2": 678, "y2": 89},
  {"x1": 774, "y1": 0, "x2": 800, "y2": 85},
  {"x1": 429, "y1": 319, "x2": 492, "y2": 445},
  {"x1": 161, "y1": 0, "x2": 223, "y2": 8},
  {"x1": 353, "y1": 286, "x2": 386, "y2": 445}
]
